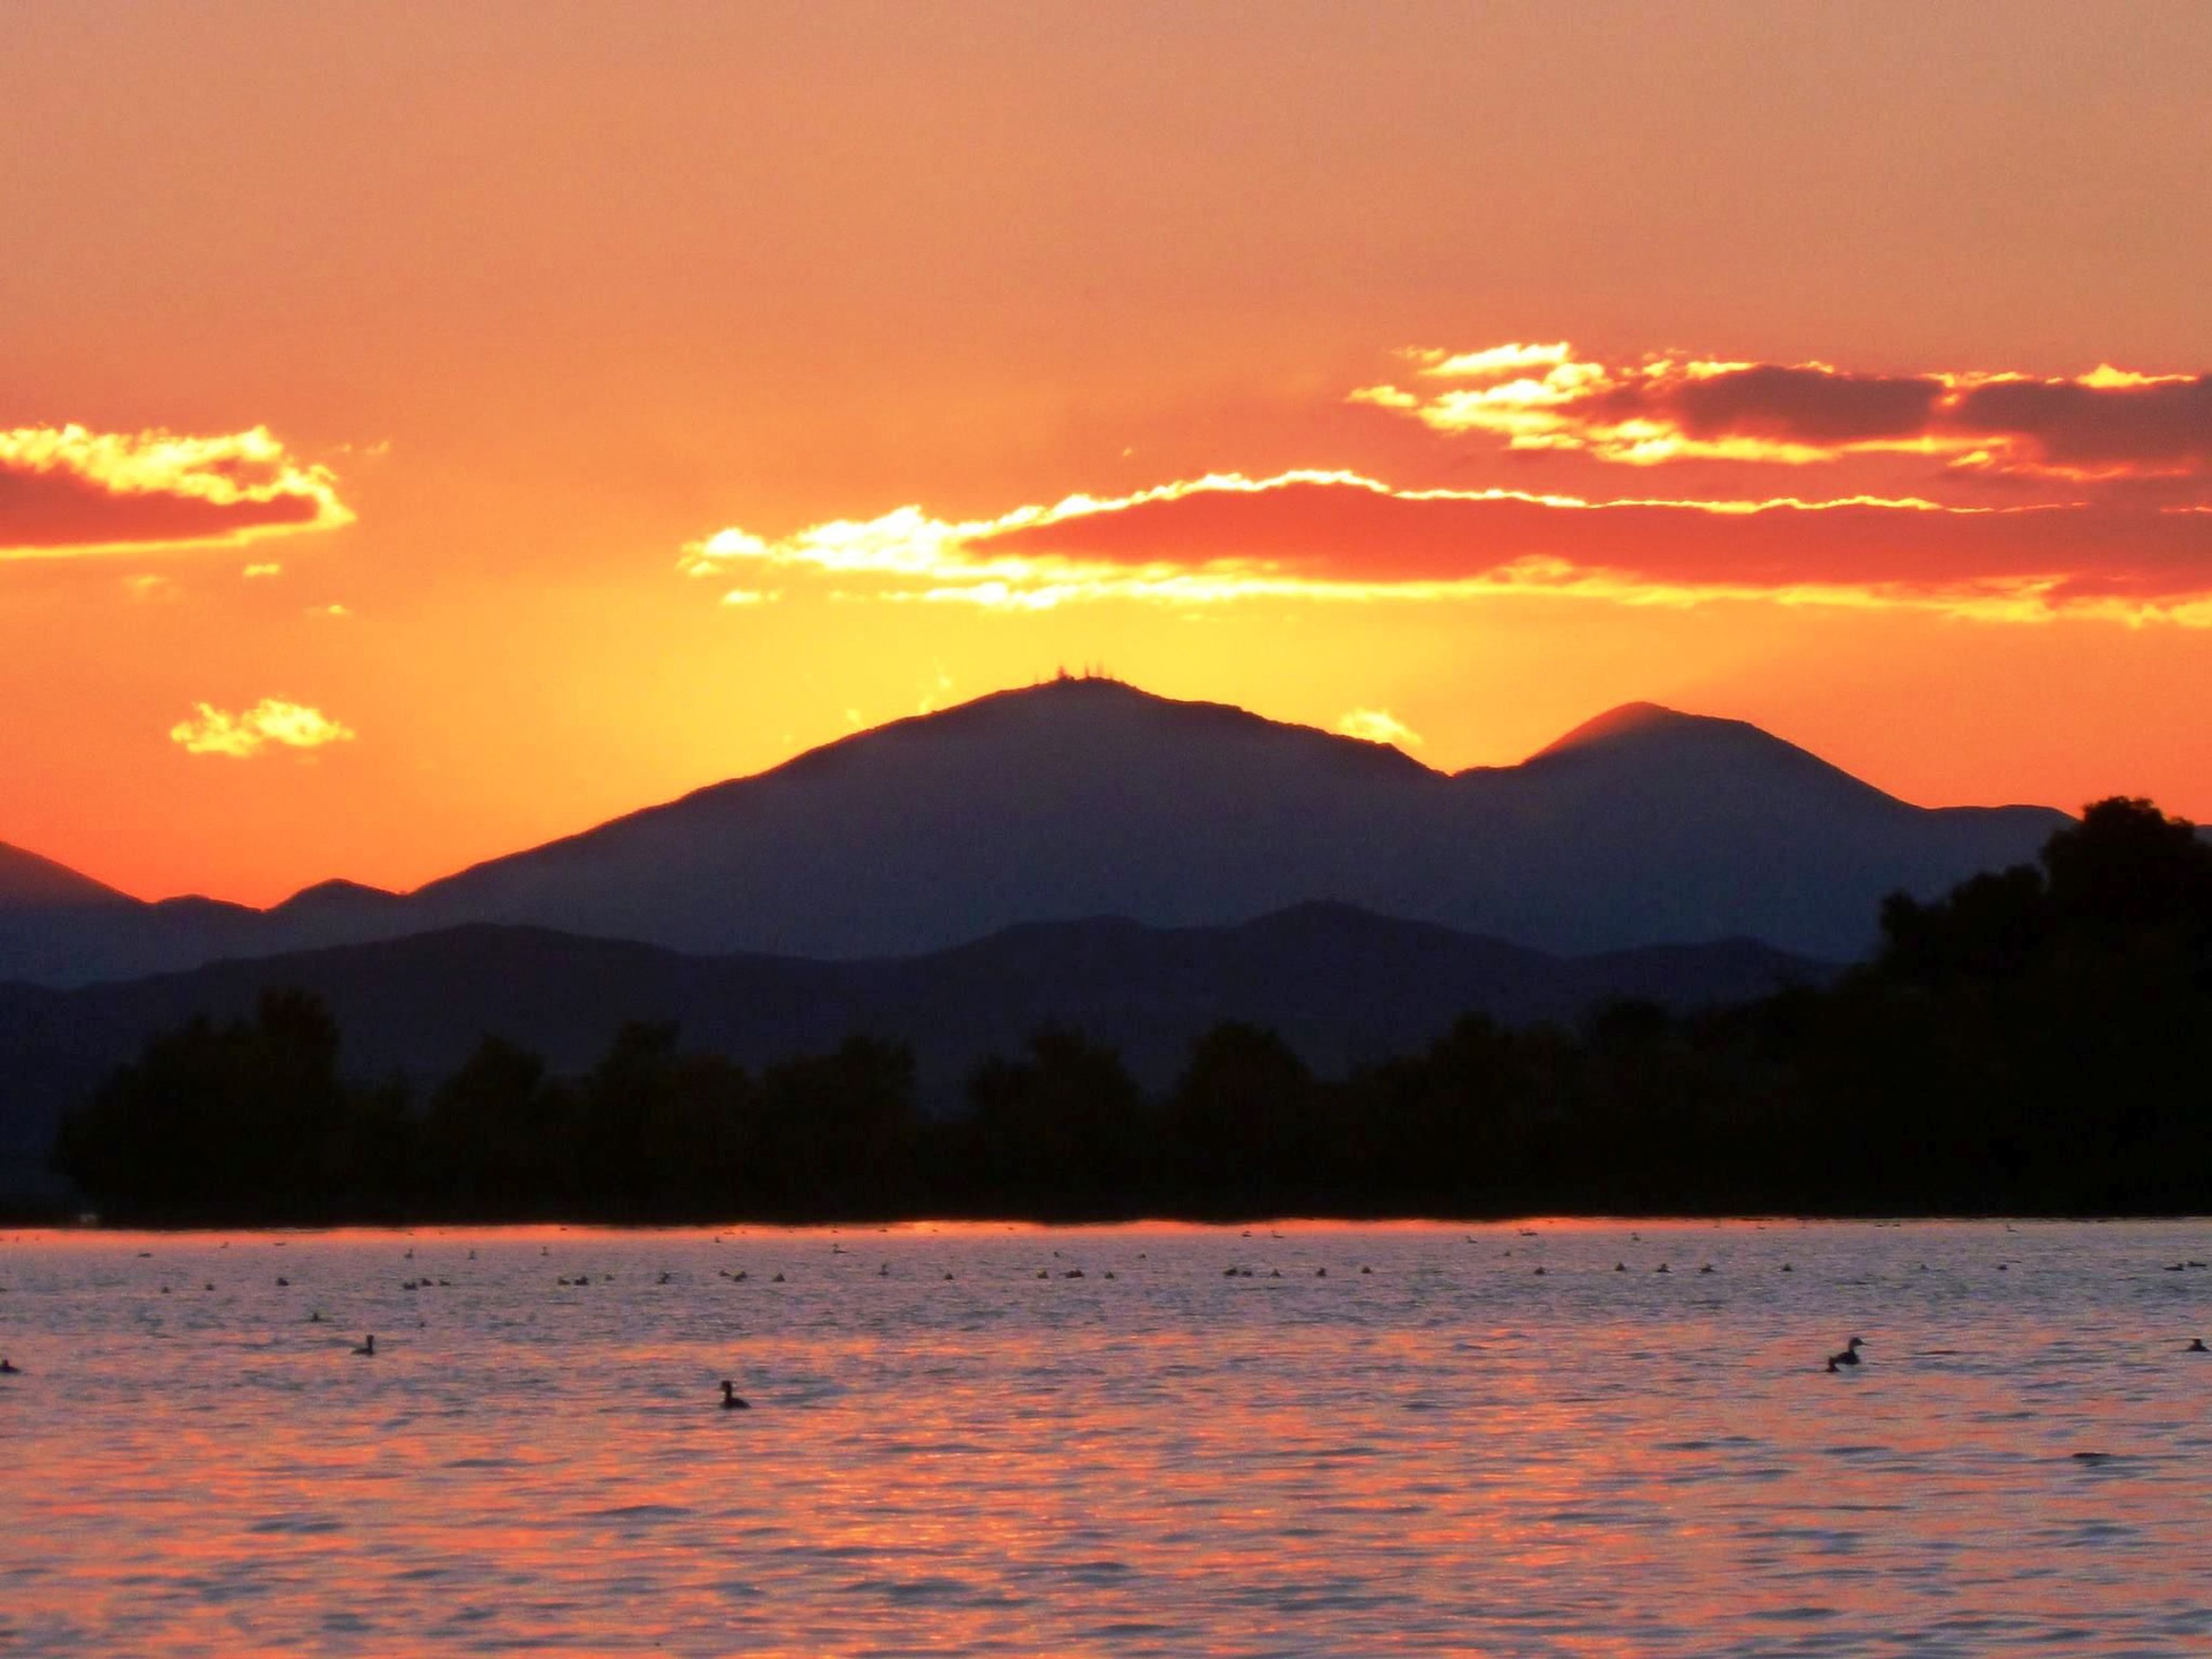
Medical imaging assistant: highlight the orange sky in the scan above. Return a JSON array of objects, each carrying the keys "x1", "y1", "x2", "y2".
[{"x1": 4, "y1": 2, "x2": 2211, "y2": 906}]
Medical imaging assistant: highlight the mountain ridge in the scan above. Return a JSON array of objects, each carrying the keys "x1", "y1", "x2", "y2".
[
  {"x1": 0, "y1": 902, "x2": 1832, "y2": 1164},
  {"x1": 1, "y1": 680, "x2": 2070, "y2": 982}
]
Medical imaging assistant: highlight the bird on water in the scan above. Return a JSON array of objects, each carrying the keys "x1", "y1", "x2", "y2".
[
  {"x1": 719, "y1": 1380, "x2": 750, "y2": 1410},
  {"x1": 352, "y1": 1334, "x2": 376, "y2": 1357},
  {"x1": 1828, "y1": 1336, "x2": 1865, "y2": 1368},
  {"x1": 0, "y1": 1357, "x2": 19, "y2": 1374},
  {"x1": 2189, "y1": 1338, "x2": 2209, "y2": 1353}
]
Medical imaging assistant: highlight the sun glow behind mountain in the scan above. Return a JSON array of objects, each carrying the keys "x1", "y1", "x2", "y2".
[{"x1": 3, "y1": 3, "x2": 2210, "y2": 904}]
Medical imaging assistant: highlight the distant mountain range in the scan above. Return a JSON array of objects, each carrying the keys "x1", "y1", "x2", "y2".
[
  {"x1": 0, "y1": 902, "x2": 1828, "y2": 1162},
  {"x1": 0, "y1": 679, "x2": 2067, "y2": 986}
]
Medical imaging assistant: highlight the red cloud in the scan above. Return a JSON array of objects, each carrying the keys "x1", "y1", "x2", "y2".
[
  {"x1": 984, "y1": 480, "x2": 2212, "y2": 600},
  {"x1": 1356, "y1": 346, "x2": 2212, "y2": 478},
  {"x1": 0, "y1": 425, "x2": 351, "y2": 558},
  {"x1": 1946, "y1": 375, "x2": 2212, "y2": 475},
  {"x1": 684, "y1": 471, "x2": 2212, "y2": 622},
  {"x1": 1612, "y1": 365, "x2": 1945, "y2": 445}
]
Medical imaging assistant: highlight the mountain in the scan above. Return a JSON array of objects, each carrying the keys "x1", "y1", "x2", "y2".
[
  {"x1": 0, "y1": 864, "x2": 408, "y2": 990},
  {"x1": 0, "y1": 840, "x2": 136, "y2": 911},
  {"x1": 0, "y1": 903, "x2": 1831, "y2": 1165},
  {"x1": 0, "y1": 680, "x2": 2069, "y2": 983},
  {"x1": 393, "y1": 680, "x2": 2063, "y2": 961}
]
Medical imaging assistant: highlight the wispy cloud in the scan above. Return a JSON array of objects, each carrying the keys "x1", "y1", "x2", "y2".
[
  {"x1": 1336, "y1": 709, "x2": 1425, "y2": 749},
  {"x1": 1353, "y1": 345, "x2": 2212, "y2": 478},
  {"x1": 684, "y1": 469, "x2": 2212, "y2": 623},
  {"x1": 170, "y1": 698, "x2": 357, "y2": 759},
  {"x1": 1, "y1": 425, "x2": 351, "y2": 558}
]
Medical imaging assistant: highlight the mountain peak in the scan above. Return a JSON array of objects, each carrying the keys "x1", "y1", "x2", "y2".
[
  {"x1": 268, "y1": 878, "x2": 406, "y2": 921},
  {"x1": 1531, "y1": 702, "x2": 1747, "y2": 760}
]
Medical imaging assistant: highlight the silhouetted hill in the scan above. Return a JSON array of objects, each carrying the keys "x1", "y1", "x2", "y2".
[
  {"x1": 0, "y1": 680, "x2": 2067, "y2": 982},
  {"x1": 0, "y1": 903, "x2": 1829, "y2": 1167},
  {"x1": 0, "y1": 841, "x2": 135, "y2": 910},
  {"x1": 395, "y1": 680, "x2": 2062, "y2": 960}
]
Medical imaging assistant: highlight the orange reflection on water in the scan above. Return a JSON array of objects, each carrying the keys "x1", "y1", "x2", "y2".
[{"x1": 3, "y1": 1221, "x2": 2210, "y2": 1655}]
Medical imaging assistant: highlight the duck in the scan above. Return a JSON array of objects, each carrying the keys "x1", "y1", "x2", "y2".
[
  {"x1": 719, "y1": 1380, "x2": 750, "y2": 1410},
  {"x1": 2188, "y1": 1338, "x2": 2208, "y2": 1353},
  {"x1": 0, "y1": 1357, "x2": 19, "y2": 1374},
  {"x1": 1828, "y1": 1336, "x2": 1865, "y2": 1367},
  {"x1": 352, "y1": 1334, "x2": 377, "y2": 1357}
]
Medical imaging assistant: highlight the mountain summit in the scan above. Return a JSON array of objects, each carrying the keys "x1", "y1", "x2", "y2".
[{"x1": 1, "y1": 679, "x2": 2066, "y2": 982}]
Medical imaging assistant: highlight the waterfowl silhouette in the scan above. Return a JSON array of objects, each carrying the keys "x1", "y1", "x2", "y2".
[
  {"x1": 1828, "y1": 1336, "x2": 1865, "y2": 1367},
  {"x1": 719, "y1": 1380, "x2": 751, "y2": 1410},
  {"x1": 352, "y1": 1335, "x2": 376, "y2": 1357},
  {"x1": 2188, "y1": 1338, "x2": 2208, "y2": 1353},
  {"x1": 0, "y1": 1358, "x2": 18, "y2": 1374}
]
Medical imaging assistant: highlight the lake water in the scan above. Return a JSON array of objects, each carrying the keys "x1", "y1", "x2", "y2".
[{"x1": 3, "y1": 1220, "x2": 2210, "y2": 1656}]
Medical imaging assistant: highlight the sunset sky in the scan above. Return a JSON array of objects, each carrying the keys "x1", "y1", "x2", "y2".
[{"x1": 5, "y1": 1, "x2": 2210, "y2": 906}]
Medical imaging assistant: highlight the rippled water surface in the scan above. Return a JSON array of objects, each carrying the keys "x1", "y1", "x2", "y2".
[{"x1": 4, "y1": 1219, "x2": 2211, "y2": 1656}]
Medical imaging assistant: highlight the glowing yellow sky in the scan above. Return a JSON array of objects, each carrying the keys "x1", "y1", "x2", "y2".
[{"x1": 4, "y1": 3, "x2": 2211, "y2": 905}]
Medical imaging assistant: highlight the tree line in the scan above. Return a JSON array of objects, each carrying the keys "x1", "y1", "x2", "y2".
[{"x1": 52, "y1": 797, "x2": 2212, "y2": 1223}]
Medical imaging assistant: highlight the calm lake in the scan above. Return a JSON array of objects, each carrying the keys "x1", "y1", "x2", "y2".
[{"x1": 3, "y1": 1220, "x2": 2210, "y2": 1656}]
